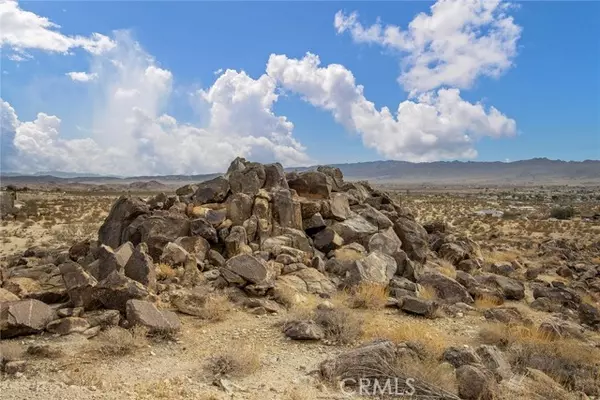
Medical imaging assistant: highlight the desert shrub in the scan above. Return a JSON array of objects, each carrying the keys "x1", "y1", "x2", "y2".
[
  {"x1": 156, "y1": 263, "x2": 177, "y2": 280},
  {"x1": 550, "y1": 206, "x2": 575, "y2": 220},
  {"x1": 195, "y1": 293, "x2": 231, "y2": 322},
  {"x1": 348, "y1": 283, "x2": 388, "y2": 309},
  {"x1": 313, "y1": 307, "x2": 363, "y2": 345},
  {"x1": 94, "y1": 326, "x2": 149, "y2": 357},
  {"x1": 204, "y1": 346, "x2": 260, "y2": 377}
]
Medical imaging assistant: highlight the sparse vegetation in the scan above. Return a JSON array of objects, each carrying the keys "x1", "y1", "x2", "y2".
[
  {"x1": 347, "y1": 282, "x2": 388, "y2": 309},
  {"x1": 204, "y1": 346, "x2": 261, "y2": 377},
  {"x1": 550, "y1": 205, "x2": 575, "y2": 220},
  {"x1": 94, "y1": 326, "x2": 149, "y2": 357}
]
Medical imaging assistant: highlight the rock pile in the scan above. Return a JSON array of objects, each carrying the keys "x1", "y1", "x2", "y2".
[{"x1": 2, "y1": 157, "x2": 599, "y2": 340}]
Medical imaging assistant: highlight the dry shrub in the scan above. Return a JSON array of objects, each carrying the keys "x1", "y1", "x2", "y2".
[
  {"x1": 313, "y1": 307, "x2": 363, "y2": 345},
  {"x1": 348, "y1": 282, "x2": 388, "y2": 309},
  {"x1": 26, "y1": 343, "x2": 63, "y2": 358},
  {"x1": 156, "y1": 263, "x2": 177, "y2": 280},
  {"x1": 134, "y1": 377, "x2": 192, "y2": 399},
  {"x1": 204, "y1": 346, "x2": 261, "y2": 377},
  {"x1": 197, "y1": 293, "x2": 231, "y2": 322},
  {"x1": 483, "y1": 249, "x2": 520, "y2": 264},
  {"x1": 362, "y1": 315, "x2": 449, "y2": 359},
  {"x1": 474, "y1": 293, "x2": 504, "y2": 309},
  {"x1": 418, "y1": 285, "x2": 438, "y2": 301},
  {"x1": 64, "y1": 367, "x2": 105, "y2": 388},
  {"x1": 480, "y1": 323, "x2": 600, "y2": 392},
  {"x1": 94, "y1": 326, "x2": 149, "y2": 357},
  {"x1": 437, "y1": 259, "x2": 457, "y2": 279},
  {"x1": 0, "y1": 342, "x2": 24, "y2": 362}
]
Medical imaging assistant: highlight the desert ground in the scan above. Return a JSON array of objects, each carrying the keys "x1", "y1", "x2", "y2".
[{"x1": 1, "y1": 170, "x2": 599, "y2": 400}]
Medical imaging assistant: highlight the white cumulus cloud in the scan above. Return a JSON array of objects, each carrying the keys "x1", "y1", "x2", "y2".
[
  {"x1": 0, "y1": 0, "x2": 115, "y2": 56},
  {"x1": 335, "y1": 0, "x2": 521, "y2": 95},
  {"x1": 66, "y1": 71, "x2": 98, "y2": 82},
  {"x1": 267, "y1": 53, "x2": 516, "y2": 161},
  {"x1": 1, "y1": 32, "x2": 311, "y2": 175}
]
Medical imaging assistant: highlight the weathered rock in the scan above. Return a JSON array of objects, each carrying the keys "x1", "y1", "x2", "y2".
[
  {"x1": 0, "y1": 299, "x2": 56, "y2": 338},
  {"x1": 83, "y1": 309, "x2": 121, "y2": 327},
  {"x1": 59, "y1": 260, "x2": 98, "y2": 309},
  {"x1": 457, "y1": 259, "x2": 481, "y2": 273},
  {"x1": 208, "y1": 249, "x2": 226, "y2": 267},
  {"x1": 263, "y1": 163, "x2": 289, "y2": 190},
  {"x1": 476, "y1": 274, "x2": 525, "y2": 301},
  {"x1": 456, "y1": 364, "x2": 497, "y2": 400},
  {"x1": 0, "y1": 288, "x2": 19, "y2": 302},
  {"x1": 418, "y1": 272, "x2": 473, "y2": 304},
  {"x1": 313, "y1": 227, "x2": 344, "y2": 253},
  {"x1": 69, "y1": 240, "x2": 90, "y2": 261},
  {"x1": 443, "y1": 346, "x2": 482, "y2": 368},
  {"x1": 190, "y1": 217, "x2": 218, "y2": 243},
  {"x1": 303, "y1": 212, "x2": 326, "y2": 235},
  {"x1": 175, "y1": 184, "x2": 197, "y2": 197},
  {"x1": 174, "y1": 236, "x2": 210, "y2": 262},
  {"x1": 331, "y1": 214, "x2": 378, "y2": 247},
  {"x1": 124, "y1": 243, "x2": 156, "y2": 290},
  {"x1": 228, "y1": 161, "x2": 266, "y2": 195},
  {"x1": 484, "y1": 307, "x2": 531, "y2": 325},
  {"x1": 46, "y1": 317, "x2": 90, "y2": 335},
  {"x1": 400, "y1": 297, "x2": 438, "y2": 318},
  {"x1": 3, "y1": 360, "x2": 26, "y2": 375},
  {"x1": 287, "y1": 171, "x2": 332, "y2": 199},
  {"x1": 320, "y1": 340, "x2": 397, "y2": 381},
  {"x1": 124, "y1": 211, "x2": 190, "y2": 245},
  {"x1": 97, "y1": 242, "x2": 134, "y2": 280},
  {"x1": 393, "y1": 216, "x2": 429, "y2": 264},
  {"x1": 95, "y1": 271, "x2": 150, "y2": 312},
  {"x1": 222, "y1": 254, "x2": 269, "y2": 285},
  {"x1": 159, "y1": 242, "x2": 190, "y2": 266},
  {"x1": 271, "y1": 189, "x2": 302, "y2": 231},
  {"x1": 346, "y1": 251, "x2": 397, "y2": 286},
  {"x1": 125, "y1": 299, "x2": 181, "y2": 333},
  {"x1": 579, "y1": 303, "x2": 600, "y2": 329},
  {"x1": 532, "y1": 284, "x2": 580, "y2": 309},
  {"x1": 316, "y1": 166, "x2": 344, "y2": 191},
  {"x1": 283, "y1": 320, "x2": 324, "y2": 340},
  {"x1": 353, "y1": 204, "x2": 393, "y2": 230},
  {"x1": 476, "y1": 345, "x2": 512, "y2": 381},
  {"x1": 225, "y1": 226, "x2": 248, "y2": 258},
  {"x1": 325, "y1": 193, "x2": 350, "y2": 221},
  {"x1": 368, "y1": 228, "x2": 403, "y2": 257},
  {"x1": 275, "y1": 268, "x2": 336, "y2": 297},
  {"x1": 227, "y1": 193, "x2": 254, "y2": 227},
  {"x1": 98, "y1": 195, "x2": 149, "y2": 248},
  {"x1": 192, "y1": 176, "x2": 230, "y2": 204}
]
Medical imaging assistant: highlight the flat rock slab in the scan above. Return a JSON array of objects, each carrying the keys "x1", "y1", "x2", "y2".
[{"x1": 126, "y1": 299, "x2": 181, "y2": 333}]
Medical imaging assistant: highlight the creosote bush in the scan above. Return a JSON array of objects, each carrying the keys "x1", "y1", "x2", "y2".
[{"x1": 550, "y1": 205, "x2": 575, "y2": 220}]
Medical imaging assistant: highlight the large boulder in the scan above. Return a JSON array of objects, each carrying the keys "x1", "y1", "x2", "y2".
[
  {"x1": 126, "y1": 299, "x2": 181, "y2": 333},
  {"x1": 456, "y1": 365, "x2": 497, "y2": 400},
  {"x1": 316, "y1": 165, "x2": 344, "y2": 191},
  {"x1": 476, "y1": 274, "x2": 525, "y2": 301},
  {"x1": 124, "y1": 243, "x2": 156, "y2": 290},
  {"x1": 393, "y1": 216, "x2": 429, "y2": 264},
  {"x1": 323, "y1": 193, "x2": 350, "y2": 221},
  {"x1": 532, "y1": 284, "x2": 580, "y2": 309},
  {"x1": 271, "y1": 189, "x2": 302, "y2": 231},
  {"x1": 313, "y1": 227, "x2": 344, "y2": 253},
  {"x1": 174, "y1": 236, "x2": 210, "y2": 262},
  {"x1": 192, "y1": 176, "x2": 230, "y2": 204},
  {"x1": 283, "y1": 320, "x2": 324, "y2": 340},
  {"x1": 263, "y1": 163, "x2": 289, "y2": 190},
  {"x1": 287, "y1": 171, "x2": 332, "y2": 199},
  {"x1": 228, "y1": 161, "x2": 266, "y2": 195},
  {"x1": 225, "y1": 226, "x2": 248, "y2": 258},
  {"x1": 46, "y1": 317, "x2": 90, "y2": 335},
  {"x1": 222, "y1": 254, "x2": 270, "y2": 285},
  {"x1": 331, "y1": 214, "x2": 378, "y2": 247},
  {"x1": 97, "y1": 242, "x2": 134, "y2": 280},
  {"x1": 418, "y1": 272, "x2": 474, "y2": 304},
  {"x1": 159, "y1": 242, "x2": 190, "y2": 266},
  {"x1": 2, "y1": 265, "x2": 67, "y2": 304},
  {"x1": 346, "y1": 251, "x2": 397, "y2": 286},
  {"x1": 98, "y1": 195, "x2": 149, "y2": 248},
  {"x1": 0, "y1": 299, "x2": 56, "y2": 338},
  {"x1": 59, "y1": 261, "x2": 98, "y2": 309},
  {"x1": 190, "y1": 217, "x2": 218, "y2": 243},
  {"x1": 94, "y1": 271, "x2": 151, "y2": 312},
  {"x1": 353, "y1": 204, "x2": 393, "y2": 230},
  {"x1": 227, "y1": 193, "x2": 254, "y2": 227},
  {"x1": 123, "y1": 211, "x2": 190, "y2": 245}
]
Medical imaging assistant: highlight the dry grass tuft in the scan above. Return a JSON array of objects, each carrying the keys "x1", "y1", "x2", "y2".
[
  {"x1": 418, "y1": 285, "x2": 438, "y2": 300},
  {"x1": 483, "y1": 249, "x2": 520, "y2": 264},
  {"x1": 0, "y1": 342, "x2": 24, "y2": 362},
  {"x1": 93, "y1": 326, "x2": 149, "y2": 357},
  {"x1": 437, "y1": 259, "x2": 457, "y2": 279},
  {"x1": 474, "y1": 293, "x2": 504, "y2": 309},
  {"x1": 347, "y1": 282, "x2": 388, "y2": 309},
  {"x1": 204, "y1": 345, "x2": 261, "y2": 378},
  {"x1": 362, "y1": 315, "x2": 451, "y2": 359},
  {"x1": 134, "y1": 377, "x2": 192, "y2": 399},
  {"x1": 156, "y1": 263, "x2": 177, "y2": 280},
  {"x1": 313, "y1": 306, "x2": 364, "y2": 345}
]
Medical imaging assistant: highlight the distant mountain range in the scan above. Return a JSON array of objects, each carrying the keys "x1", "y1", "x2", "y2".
[{"x1": 1, "y1": 158, "x2": 599, "y2": 187}]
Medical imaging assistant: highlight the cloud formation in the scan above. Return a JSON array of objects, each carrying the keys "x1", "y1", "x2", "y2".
[
  {"x1": 66, "y1": 71, "x2": 98, "y2": 82},
  {"x1": 267, "y1": 53, "x2": 516, "y2": 161},
  {"x1": 1, "y1": 32, "x2": 310, "y2": 175},
  {"x1": 0, "y1": 0, "x2": 521, "y2": 174},
  {"x1": 0, "y1": 0, "x2": 115, "y2": 57},
  {"x1": 335, "y1": 0, "x2": 521, "y2": 95}
]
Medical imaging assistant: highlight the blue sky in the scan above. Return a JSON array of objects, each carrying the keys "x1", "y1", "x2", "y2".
[{"x1": 0, "y1": 0, "x2": 598, "y2": 175}]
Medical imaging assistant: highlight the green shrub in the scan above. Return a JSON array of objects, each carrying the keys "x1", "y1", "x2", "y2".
[{"x1": 550, "y1": 206, "x2": 575, "y2": 220}]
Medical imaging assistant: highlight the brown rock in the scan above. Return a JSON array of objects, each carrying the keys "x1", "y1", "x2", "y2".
[{"x1": 125, "y1": 299, "x2": 181, "y2": 333}]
